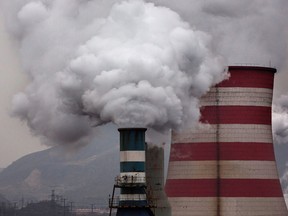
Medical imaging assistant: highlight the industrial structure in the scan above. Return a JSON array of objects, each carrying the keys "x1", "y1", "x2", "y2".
[
  {"x1": 109, "y1": 128, "x2": 154, "y2": 216},
  {"x1": 165, "y1": 66, "x2": 288, "y2": 215},
  {"x1": 145, "y1": 145, "x2": 171, "y2": 216}
]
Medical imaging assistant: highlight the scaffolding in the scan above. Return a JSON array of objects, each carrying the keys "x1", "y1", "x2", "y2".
[{"x1": 108, "y1": 175, "x2": 156, "y2": 216}]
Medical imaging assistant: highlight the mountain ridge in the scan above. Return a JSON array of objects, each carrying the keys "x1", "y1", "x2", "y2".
[{"x1": 0, "y1": 125, "x2": 119, "y2": 204}]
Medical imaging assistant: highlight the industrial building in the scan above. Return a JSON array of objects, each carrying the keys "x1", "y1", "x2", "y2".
[
  {"x1": 109, "y1": 128, "x2": 172, "y2": 216},
  {"x1": 109, "y1": 128, "x2": 155, "y2": 216},
  {"x1": 165, "y1": 66, "x2": 288, "y2": 215},
  {"x1": 145, "y1": 145, "x2": 171, "y2": 216},
  {"x1": 110, "y1": 66, "x2": 288, "y2": 216}
]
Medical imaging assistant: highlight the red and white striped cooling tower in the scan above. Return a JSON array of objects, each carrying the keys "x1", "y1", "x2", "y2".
[{"x1": 165, "y1": 66, "x2": 288, "y2": 216}]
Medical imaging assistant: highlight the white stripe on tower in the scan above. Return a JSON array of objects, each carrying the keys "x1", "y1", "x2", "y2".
[
  {"x1": 201, "y1": 87, "x2": 273, "y2": 107},
  {"x1": 168, "y1": 197, "x2": 287, "y2": 216},
  {"x1": 120, "y1": 151, "x2": 146, "y2": 162},
  {"x1": 172, "y1": 124, "x2": 273, "y2": 143},
  {"x1": 119, "y1": 194, "x2": 147, "y2": 201},
  {"x1": 167, "y1": 160, "x2": 279, "y2": 179}
]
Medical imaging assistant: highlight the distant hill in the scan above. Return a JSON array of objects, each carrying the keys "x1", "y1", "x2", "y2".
[
  {"x1": 0, "y1": 193, "x2": 8, "y2": 202},
  {"x1": 0, "y1": 124, "x2": 119, "y2": 205}
]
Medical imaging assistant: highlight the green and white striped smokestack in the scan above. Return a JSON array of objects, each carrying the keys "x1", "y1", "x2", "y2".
[{"x1": 118, "y1": 128, "x2": 148, "y2": 207}]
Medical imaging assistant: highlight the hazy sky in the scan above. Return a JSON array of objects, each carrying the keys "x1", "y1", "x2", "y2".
[
  {"x1": 0, "y1": 14, "x2": 47, "y2": 168},
  {"x1": 0, "y1": 0, "x2": 287, "y2": 169}
]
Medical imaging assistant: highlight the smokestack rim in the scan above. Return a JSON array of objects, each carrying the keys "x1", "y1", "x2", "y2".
[
  {"x1": 228, "y1": 65, "x2": 277, "y2": 73},
  {"x1": 118, "y1": 128, "x2": 147, "y2": 132}
]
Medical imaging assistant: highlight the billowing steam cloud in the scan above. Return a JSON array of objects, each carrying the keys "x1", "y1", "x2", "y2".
[
  {"x1": 273, "y1": 96, "x2": 288, "y2": 146},
  {"x1": 1, "y1": 0, "x2": 225, "y2": 147},
  {"x1": 149, "y1": 0, "x2": 288, "y2": 69},
  {"x1": 273, "y1": 95, "x2": 288, "y2": 194}
]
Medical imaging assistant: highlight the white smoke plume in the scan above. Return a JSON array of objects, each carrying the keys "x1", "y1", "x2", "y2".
[
  {"x1": 1, "y1": 0, "x2": 226, "y2": 147},
  {"x1": 149, "y1": 0, "x2": 288, "y2": 70},
  {"x1": 273, "y1": 95, "x2": 288, "y2": 146},
  {"x1": 273, "y1": 95, "x2": 288, "y2": 192}
]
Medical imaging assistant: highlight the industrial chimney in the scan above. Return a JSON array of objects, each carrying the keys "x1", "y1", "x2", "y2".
[
  {"x1": 109, "y1": 128, "x2": 154, "y2": 216},
  {"x1": 165, "y1": 66, "x2": 288, "y2": 216}
]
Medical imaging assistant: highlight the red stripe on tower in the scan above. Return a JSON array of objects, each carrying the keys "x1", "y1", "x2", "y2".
[{"x1": 165, "y1": 66, "x2": 288, "y2": 216}]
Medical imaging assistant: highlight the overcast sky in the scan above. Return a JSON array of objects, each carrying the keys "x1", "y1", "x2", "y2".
[
  {"x1": 0, "y1": 14, "x2": 47, "y2": 168},
  {"x1": 0, "y1": 0, "x2": 287, "y2": 169}
]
